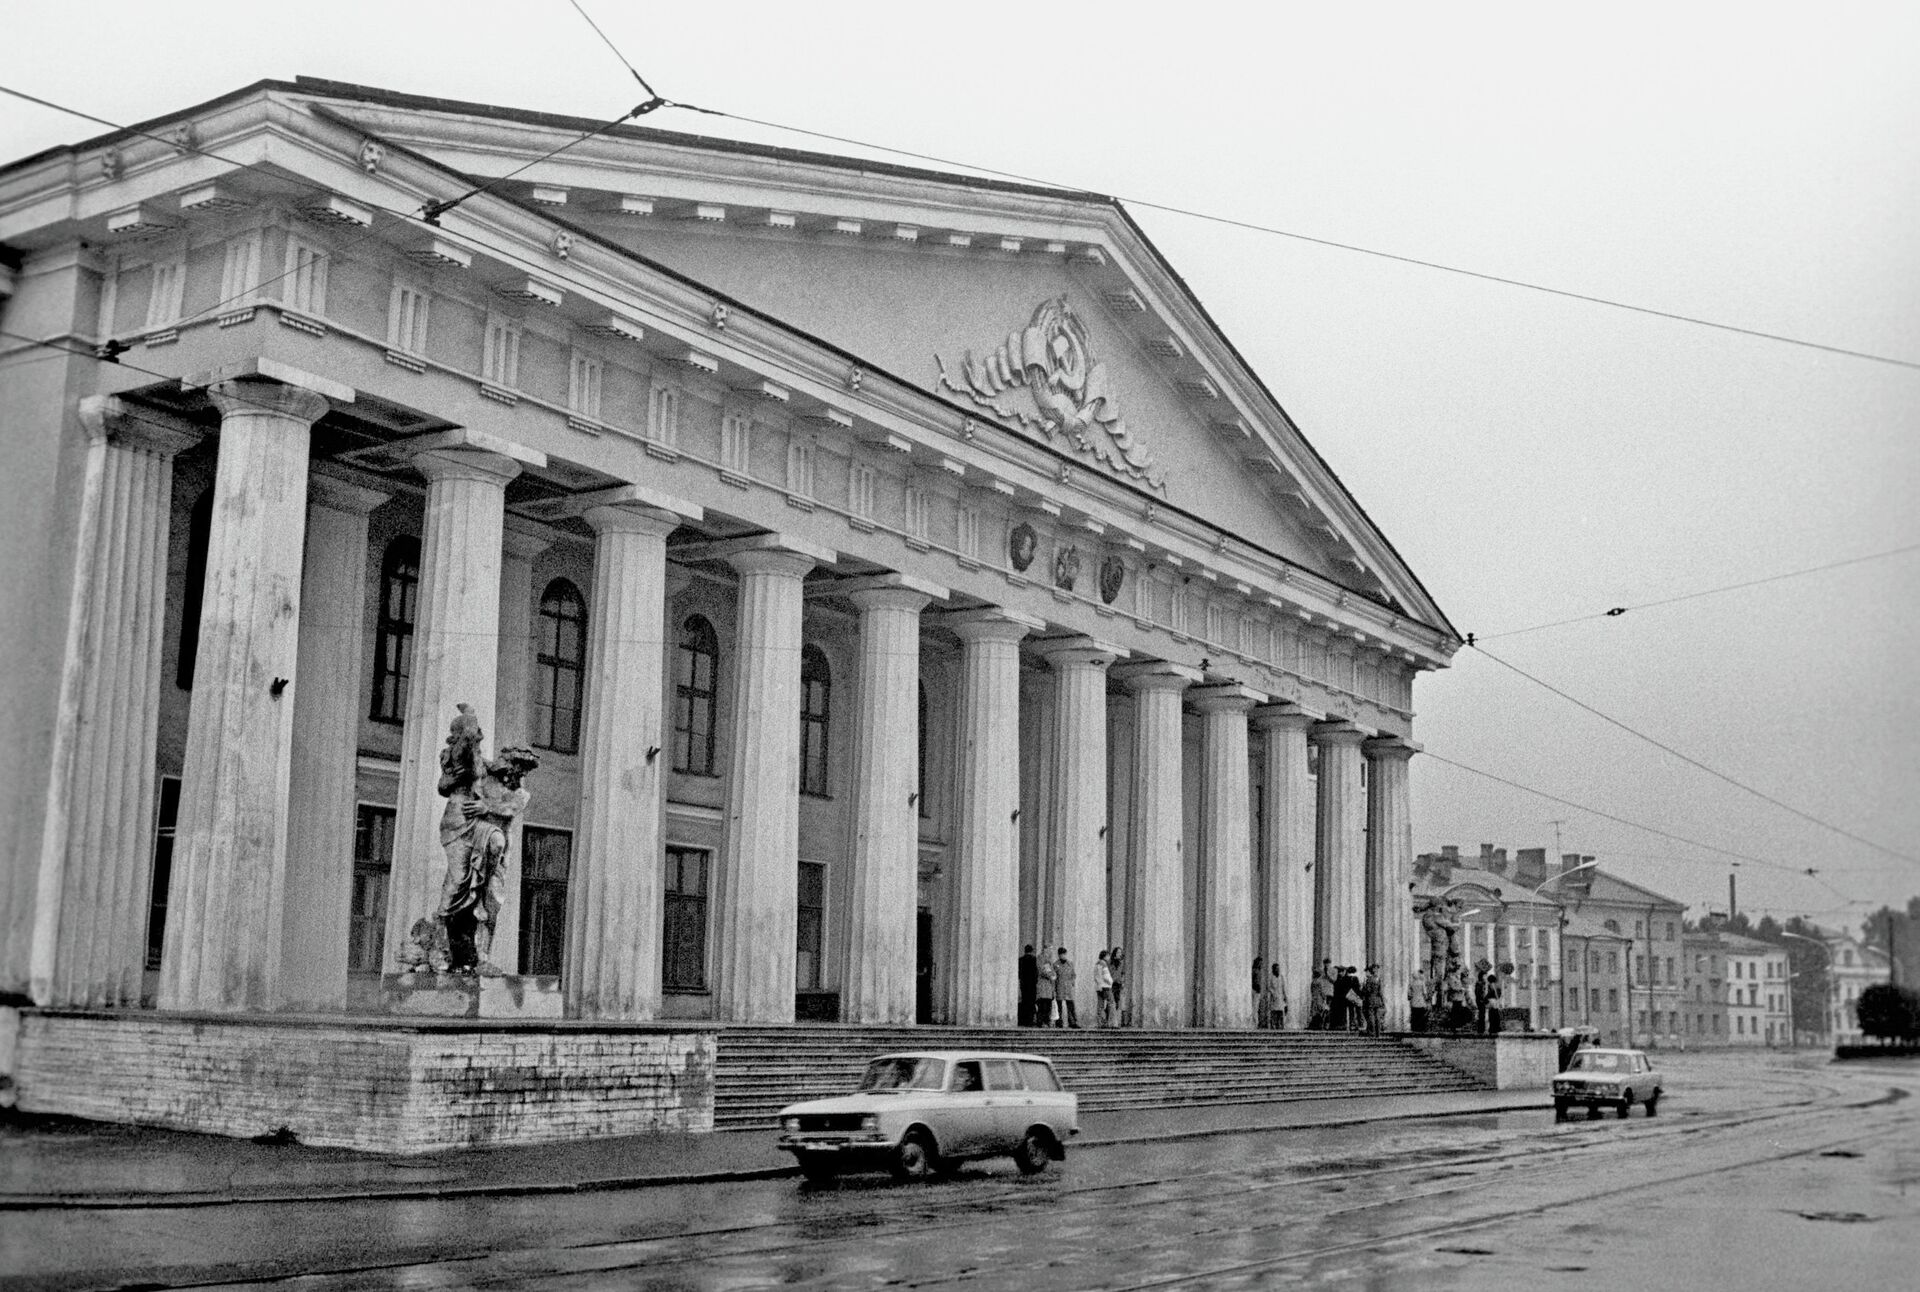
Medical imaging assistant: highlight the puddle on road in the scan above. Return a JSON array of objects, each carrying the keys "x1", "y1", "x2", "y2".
[{"x1": 1794, "y1": 1210, "x2": 1877, "y2": 1223}]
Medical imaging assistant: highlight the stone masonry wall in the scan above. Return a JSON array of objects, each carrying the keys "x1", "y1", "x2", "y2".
[
  {"x1": 13, "y1": 1011, "x2": 715, "y2": 1153},
  {"x1": 1406, "y1": 1033, "x2": 1555, "y2": 1090}
]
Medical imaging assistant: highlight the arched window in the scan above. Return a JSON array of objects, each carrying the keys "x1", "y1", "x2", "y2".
[
  {"x1": 533, "y1": 578, "x2": 586, "y2": 754},
  {"x1": 799, "y1": 644, "x2": 831, "y2": 797},
  {"x1": 174, "y1": 489, "x2": 214, "y2": 689},
  {"x1": 370, "y1": 536, "x2": 420, "y2": 723},
  {"x1": 672, "y1": 615, "x2": 719, "y2": 775}
]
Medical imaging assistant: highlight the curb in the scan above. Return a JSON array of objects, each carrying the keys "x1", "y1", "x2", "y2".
[{"x1": 0, "y1": 1097, "x2": 1550, "y2": 1210}]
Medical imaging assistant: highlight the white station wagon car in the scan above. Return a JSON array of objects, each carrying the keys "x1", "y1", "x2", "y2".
[
  {"x1": 775, "y1": 1051, "x2": 1079, "y2": 1181},
  {"x1": 1552, "y1": 1046, "x2": 1665, "y2": 1119}
]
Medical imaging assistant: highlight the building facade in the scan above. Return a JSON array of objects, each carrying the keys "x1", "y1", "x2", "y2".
[
  {"x1": 0, "y1": 80, "x2": 1460, "y2": 1036},
  {"x1": 1815, "y1": 927, "x2": 1892, "y2": 1046},
  {"x1": 1682, "y1": 931, "x2": 1790, "y2": 1047}
]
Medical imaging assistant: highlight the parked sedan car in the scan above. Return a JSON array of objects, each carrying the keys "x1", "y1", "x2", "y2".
[
  {"x1": 1552, "y1": 1047, "x2": 1664, "y2": 1119},
  {"x1": 775, "y1": 1051, "x2": 1079, "y2": 1181}
]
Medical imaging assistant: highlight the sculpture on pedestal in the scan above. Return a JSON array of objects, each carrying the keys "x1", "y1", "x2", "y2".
[{"x1": 402, "y1": 704, "x2": 539, "y2": 976}]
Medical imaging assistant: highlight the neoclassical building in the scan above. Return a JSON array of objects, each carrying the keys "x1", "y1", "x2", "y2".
[{"x1": 0, "y1": 78, "x2": 1460, "y2": 1038}]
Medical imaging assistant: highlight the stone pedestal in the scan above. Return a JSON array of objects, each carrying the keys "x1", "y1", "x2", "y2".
[
  {"x1": 383, "y1": 447, "x2": 522, "y2": 971},
  {"x1": 714, "y1": 541, "x2": 824, "y2": 1022},
  {"x1": 842, "y1": 581, "x2": 936, "y2": 1024},
  {"x1": 161, "y1": 378, "x2": 328, "y2": 1012},
  {"x1": 1192, "y1": 685, "x2": 1259, "y2": 1028},
  {"x1": 30, "y1": 397, "x2": 197, "y2": 1007},
  {"x1": 942, "y1": 610, "x2": 1038, "y2": 1025},
  {"x1": 1365, "y1": 737, "x2": 1419, "y2": 1030},
  {"x1": 564, "y1": 494, "x2": 695, "y2": 1019},
  {"x1": 1035, "y1": 637, "x2": 1121, "y2": 1027},
  {"x1": 1116, "y1": 663, "x2": 1200, "y2": 1028},
  {"x1": 280, "y1": 471, "x2": 388, "y2": 1011},
  {"x1": 1254, "y1": 704, "x2": 1317, "y2": 1028},
  {"x1": 1310, "y1": 721, "x2": 1368, "y2": 975}
]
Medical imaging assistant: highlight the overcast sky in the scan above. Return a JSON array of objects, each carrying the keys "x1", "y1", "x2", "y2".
[{"x1": 7, "y1": 2, "x2": 1917, "y2": 934}]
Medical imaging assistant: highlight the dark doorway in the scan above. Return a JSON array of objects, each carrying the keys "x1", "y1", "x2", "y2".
[{"x1": 916, "y1": 907, "x2": 934, "y2": 1024}]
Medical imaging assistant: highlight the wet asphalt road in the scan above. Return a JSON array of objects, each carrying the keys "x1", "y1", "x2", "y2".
[{"x1": 3, "y1": 1052, "x2": 1915, "y2": 1290}]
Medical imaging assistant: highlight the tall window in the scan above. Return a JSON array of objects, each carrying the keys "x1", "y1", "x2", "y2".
[
  {"x1": 917, "y1": 682, "x2": 929, "y2": 819},
  {"x1": 519, "y1": 826, "x2": 572, "y2": 976},
  {"x1": 672, "y1": 615, "x2": 719, "y2": 775},
  {"x1": 175, "y1": 490, "x2": 215, "y2": 690},
  {"x1": 797, "y1": 861, "x2": 826, "y2": 990},
  {"x1": 371, "y1": 536, "x2": 420, "y2": 723},
  {"x1": 799, "y1": 644, "x2": 831, "y2": 798},
  {"x1": 533, "y1": 579, "x2": 586, "y2": 754},
  {"x1": 145, "y1": 776, "x2": 182, "y2": 969},
  {"x1": 348, "y1": 805, "x2": 395, "y2": 972},
  {"x1": 663, "y1": 846, "x2": 710, "y2": 990}
]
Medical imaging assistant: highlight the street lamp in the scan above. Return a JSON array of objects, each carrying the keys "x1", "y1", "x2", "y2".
[
  {"x1": 1782, "y1": 930, "x2": 1831, "y2": 1048},
  {"x1": 1519, "y1": 859, "x2": 1599, "y2": 1030}
]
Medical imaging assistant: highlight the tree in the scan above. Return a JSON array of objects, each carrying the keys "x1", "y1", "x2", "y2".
[{"x1": 1855, "y1": 982, "x2": 1920, "y2": 1043}]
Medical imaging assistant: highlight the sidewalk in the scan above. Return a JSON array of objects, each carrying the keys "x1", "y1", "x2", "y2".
[{"x1": 0, "y1": 1088, "x2": 1544, "y2": 1209}]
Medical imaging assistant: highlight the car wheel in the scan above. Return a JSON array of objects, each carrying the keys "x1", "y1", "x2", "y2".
[
  {"x1": 891, "y1": 1130, "x2": 937, "y2": 1182},
  {"x1": 1015, "y1": 1129, "x2": 1052, "y2": 1176},
  {"x1": 1645, "y1": 1090, "x2": 1660, "y2": 1117},
  {"x1": 795, "y1": 1152, "x2": 837, "y2": 1183},
  {"x1": 1617, "y1": 1089, "x2": 1634, "y2": 1119},
  {"x1": 1553, "y1": 1097, "x2": 1569, "y2": 1121}
]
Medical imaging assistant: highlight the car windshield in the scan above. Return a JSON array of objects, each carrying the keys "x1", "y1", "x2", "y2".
[
  {"x1": 857, "y1": 1057, "x2": 948, "y2": 1092},
  {"x1": 1569, "y1": 1052, "x2": 1627, "y2": 1074}
]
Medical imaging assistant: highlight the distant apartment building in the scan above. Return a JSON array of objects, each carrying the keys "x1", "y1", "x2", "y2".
[
  {"x1": 1812, "y1": 926, "x2": 1892, "y2": 1046},
  {"x1": 1561, "y1": 915, "x2": 1632, "y2": 1044},
  {"x1": 1684, "y1": 931, "x2": 1790, "y2": 1046},
  {"x1": 1548, "y1": 864, "x2": 1688, "y2": 1049}
]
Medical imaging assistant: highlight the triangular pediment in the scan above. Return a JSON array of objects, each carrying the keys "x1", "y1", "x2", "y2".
[{"x1": 303, "y1": 79, "x2": 1450, "y2": 633}]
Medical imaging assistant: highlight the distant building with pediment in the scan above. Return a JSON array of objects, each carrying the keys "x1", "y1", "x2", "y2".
[{"x1": 0, "y1": 78, "x2": 1462, "y2": 1076}]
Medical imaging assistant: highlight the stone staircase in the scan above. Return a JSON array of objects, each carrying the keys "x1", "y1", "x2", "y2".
[{"x1": 713, "y1": 1025, "x2": 1486, "y2": 1129}]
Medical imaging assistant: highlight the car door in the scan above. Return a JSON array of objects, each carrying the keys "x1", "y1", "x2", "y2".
[
  {"x1": 980, "y1": 1058, "x2": 1026, "y2": 1149},
  {"x1": 943, "y1": 1060, "x2": 993, "y2": 1155}
]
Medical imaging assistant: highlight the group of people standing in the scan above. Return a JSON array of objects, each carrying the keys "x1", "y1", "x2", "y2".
[
  {"x1": 1017, "y1": 945, "x2": 1127, "y2": 1028},
  {"x1": 1406, "y1": 963, "x2": 1507, "y2": 1034},
  {"x1": 1304, "y1": 960, "x2": 1385, "y2": 1034}
]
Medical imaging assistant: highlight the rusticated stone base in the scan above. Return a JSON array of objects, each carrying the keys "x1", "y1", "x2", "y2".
[{"x1": 12, "y1": 1010, "x2": 716, "y2": 1153}]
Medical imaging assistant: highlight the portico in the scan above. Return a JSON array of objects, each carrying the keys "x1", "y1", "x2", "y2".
[{"x1": 0, "y1": 78, "x2": 1461, "y2": 1057}]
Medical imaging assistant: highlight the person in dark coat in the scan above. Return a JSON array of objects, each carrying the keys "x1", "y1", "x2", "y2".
[
  {"x1": 1331, "y1": 965, "x2": 1357, "y2": 1031},
  {"x1": 1017, "y1": 944, "x2": 1039, "y2": 1027},
  {"x1": 1362, "y1": 964, "x2": 1384, "y2": 1036}
]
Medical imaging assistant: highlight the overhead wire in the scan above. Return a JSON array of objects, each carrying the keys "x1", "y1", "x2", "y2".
[
  {"x1": 1467, "y1": 644, "x2": 1920, "y2": 868},
  {"x1": 1475, "y1": 541, "x2": 1920, "y2": 640},
  {"x1": 661, "y1": 104, "x2": 1920, "y2": 374}
]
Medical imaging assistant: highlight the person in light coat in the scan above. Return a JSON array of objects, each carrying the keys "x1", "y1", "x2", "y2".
[
  {"x1": 1094, "y1": 950, "x2": 1115, "y2": 1027},
  {"x1": 1053, "y1": 947, "x2": 1080, "y2": 1028}
]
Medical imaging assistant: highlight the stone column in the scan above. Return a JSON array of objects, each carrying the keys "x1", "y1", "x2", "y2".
[
  {"x1": 564, "y1": 490, "x2": 699, "y2": 1019},
  {"x1": 1192, "y1": 685, "x2": 1259, "y2": 1028},
  {"x1": 487, "y1": 519, "x2": 553, "y2": 976},
  {"x1": 382, "y1": 445, "x2": 524, "y2": 971},
  {"x1": 29, "y1": 397, "x2": 197, "y2": 1007},
  {"x1": 1311, "y1": 721, "x2": 1368, "y2": 975},
  {"x1": 842, "y1": 578, "x2": 939, "y2": 1024},
  {"x1": 1115, "y1": 662, "x2": 1201, "y2": 1028},
  {"x1": 1364, "y1": 735, "x2": 1418, "y2": 1031},
  {"x1": 1254, "y1": 703, "x2": 1317, "y2": 1028},
  {"x1": 160, "y1": 378, "x2": 329, "y2": 1012},
  {"x1": 943, "y1": 609, "x2": 1039, "y2": 1025},
  {"x1": 1035, "y1": 637, "x2": 1122, "y2": 1027},
  {"x1": 713, "y1": 539, "x2": 828, "y2": 1022},
  {"x1": 279, "y1": 470, "x2": 388, "y2": 1011}
]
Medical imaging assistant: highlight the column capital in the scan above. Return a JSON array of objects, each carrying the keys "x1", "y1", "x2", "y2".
[
  {"x1": 207, "y1": 378, "x2": 332, "y2": 426},
  {"x1": 832, "y1": 571, "x2": 949, "y2": 606},
  {"x1": 561, "y1": 482, "x2": 703, "y2": 527},
  {"x1": 679, "y1": 532, "x2": 835, "y2": 576},
  {"x1": 76, "y1": 394, "x2": 201, "y2": 458},
  {"x1": 845, "y1": 584, "x2": 935, "y2": 615},
  {"x1": 945, "y1": 606, "x2": 1045, "y2": 645},
  {"x1": 1033, "y1": 634, "x2": 1126, "y2": 670},
  {"x1": 1190, "y1": 683, "x2": 1262, "y2": 715},
  {"x1": 580, "y1": 504, "x2": 683, "y2": 539},
  {"x1": 307, "y1": 466, "x2": 389, "y2": 518},
  {"x1": 1362, "y1": 735, "x2": 1422, "y2": 762},
  {"x1": 1252, "y1": 701, "x2": 1322, "y2": 732},
  {"x1": 415, "y1": 447, "x2": 524, "y2": 490},
  {"x1": 1309, "y1": 720, "x2": 1369, "y2": 747},
  {"x1": 1113, "y1": 660, "x2": 1203, "y2": 694}
]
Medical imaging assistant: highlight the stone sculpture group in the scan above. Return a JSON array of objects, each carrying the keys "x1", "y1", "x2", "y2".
[{"x1": 398, "y1": 704, "x2": 539, "y2": 976}]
